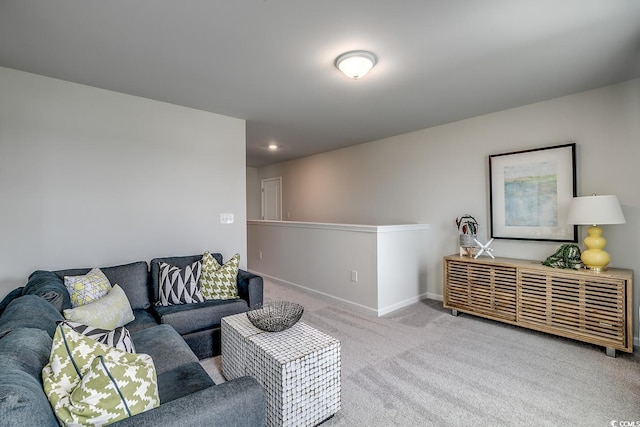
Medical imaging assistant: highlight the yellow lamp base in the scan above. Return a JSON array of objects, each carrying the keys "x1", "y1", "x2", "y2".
[{"x1": 581, "y1": 225, "x2": 610, "y2": 272}]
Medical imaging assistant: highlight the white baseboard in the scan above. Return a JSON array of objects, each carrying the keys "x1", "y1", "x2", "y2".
[
  {"x1": 377, "y1": 293, "x2": 431, "y2": 316},
  {"x1": 252, "y1": 271, "x2": 380, "y2": 316},
  {"x1": 251, "y1": 270, "x2": 435, "y2": 317},
  {"x1": 427, "y1": 292, "x2": 443, "y2": 302}
]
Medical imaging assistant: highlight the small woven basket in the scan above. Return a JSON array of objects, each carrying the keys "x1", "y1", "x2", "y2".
[{"x1": 246, "y1": 301, "x2": 304, "y2": 332}]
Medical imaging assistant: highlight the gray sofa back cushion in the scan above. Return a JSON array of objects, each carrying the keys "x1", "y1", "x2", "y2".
[
  {"x1": 149, "y1": 253, "x2": 223, "y2": 304},
  {"x1": 0, "y1": 295, "x2": 63, "y2": 339},
  {"x1": 24, "y1": 270, "x2": 71, "y2": 313},
  {"x1": 0, "y1": 287, "x2": 24, "y2": 317},
  {"x1": 55, "y1": 261, "x2": 150, "y2": 310},
  {"x1": 0, "y1": 270, "x2": 71, "y2": 317}
]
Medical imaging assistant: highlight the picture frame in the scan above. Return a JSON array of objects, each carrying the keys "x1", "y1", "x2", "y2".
[{"x1": 489, "y1": 143, "x2": 577, "y2": 242}]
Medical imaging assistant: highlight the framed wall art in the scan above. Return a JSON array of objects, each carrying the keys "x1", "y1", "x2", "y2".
[{"x1": 489, "y1": 143, "x2": 577, "y2": 242}]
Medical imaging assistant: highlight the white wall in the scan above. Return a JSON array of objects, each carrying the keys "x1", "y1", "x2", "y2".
[
  {"x1": 249, "y1": 221, "x2": 379, "y2": 310},
  {"x1": 253, "y1": 79, "x2": 640, "y2": 338},
  {"x1": 375, "y1": 226, "x2": 431, "y2": 314},
  {"x1": 0, "y1": 67, "x2": 247, "y2": 298}
]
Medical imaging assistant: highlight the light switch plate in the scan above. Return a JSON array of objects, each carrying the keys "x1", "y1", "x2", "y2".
[{"x1": 220, "y1": 213, "x2": 234, "y2": 224}]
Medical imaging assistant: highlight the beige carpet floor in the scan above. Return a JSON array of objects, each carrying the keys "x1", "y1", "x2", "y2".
[{"x1": 201, "y1": 279, "x2": 640, "y2": 426}]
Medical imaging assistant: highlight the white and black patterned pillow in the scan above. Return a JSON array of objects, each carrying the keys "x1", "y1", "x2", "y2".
[
  {"x1": 59, "y1": 320, "x2": 136, "y2": 353},
  {"x1": 156, "y1": 260, "x2": 205, "y2": 306}
]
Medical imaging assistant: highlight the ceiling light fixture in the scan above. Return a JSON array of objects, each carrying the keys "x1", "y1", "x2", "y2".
[
  {"x1": 268, "y1": 144, "x2": 278, "y2": 151},
  {"x1": 334, "y1": 50, "x2": 378, "y2": 80}
]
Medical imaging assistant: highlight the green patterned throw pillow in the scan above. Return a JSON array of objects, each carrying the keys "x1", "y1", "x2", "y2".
[
  {"x1": 199, "y1": 252, "x2": 240, "y2": 300},
  {"x1": 64, "y1": 267, "x2": 112, "y2": 308},
  {"x1": 42, "y1": 323, "x2": 159, "y2": 426}
]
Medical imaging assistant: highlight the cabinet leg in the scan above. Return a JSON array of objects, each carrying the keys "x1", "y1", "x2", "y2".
[
  {"x1": 605, "y1": 347, "x2": 616, "y2": 358},
  {"x1": 451, "y1": 309, "x2": 459, "y2": 317}
]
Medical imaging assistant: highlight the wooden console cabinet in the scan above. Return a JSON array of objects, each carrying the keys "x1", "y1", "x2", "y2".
[{"x1": 443, "y1": 255, "x2": 633, "y2": 356}]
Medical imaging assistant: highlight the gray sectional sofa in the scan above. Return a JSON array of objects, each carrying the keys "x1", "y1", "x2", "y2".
[
  {"x1": 55, "y1": 253, "x2": 264, "y2": 359},
  {"x1": 0, "y1": 253, "x2": 266, "y2": 426}
]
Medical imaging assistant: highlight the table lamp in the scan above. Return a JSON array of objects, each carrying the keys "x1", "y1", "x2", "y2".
[{"x1": 566, "y1": 194, "x2": 626, "y2": 272}]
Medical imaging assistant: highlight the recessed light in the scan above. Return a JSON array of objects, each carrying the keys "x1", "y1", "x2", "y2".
[{"x1": 268, "y1": 144, "x2": 278, "y2": 151}]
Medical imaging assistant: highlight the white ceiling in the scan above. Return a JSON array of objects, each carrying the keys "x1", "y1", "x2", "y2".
[{"x1": 1, "y1": 1, "x2": 639, "y2": 167}]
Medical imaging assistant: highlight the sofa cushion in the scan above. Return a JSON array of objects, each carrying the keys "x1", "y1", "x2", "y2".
[
  {"x1": 150, "y1": 253, "x2": 223, "y2": 303},
  {"x1": 60, "y1": 320, "x2": 135, "y2": 353},
  {"x1": 130, "y1": 324, "x2": 198, "y2": 376},
  {"x1": 156, "y1": 361, "x2": 215, "y2": 404},
  {"x1": 0, "y1": 287, "x2": 24, "y2": 317},
  {"x1": 63, "y1": 267, "x2": 112, "y2": 307},
  {"x1": 24, "y1": 270, "x2": 72, "y2": 313},
  {"x1": 0, "y1": 368, "x2": 59, "y2": 426},
  {"x1": 153, "y1": 298, "x2": 248, "y2": 335},
  {"x1": 55, "y1": 261, "x2": 151, "y2": 310},
  {"x1": 64, "y1": 284, "x2": 135, "y2": 330},
  {"x1": 199, "y1": 252, "x2": 240, "y2": 300},
  {"x1": 181, "y1": 328, "x2": 220, "y2": 360},
  {"x1": 237, "y1": 269, "x2": 264, "y2": 309},
  {"x1": 157, "y1": 260, "x2": 205, "y2": 306},
  {"x1": 125, "y1": 308, "x2": 159, "y2": 333},
  {"x1": 42, "y1": 324, "x2": 159, "y2": 426},
  {"x1": 109, "y1": 376, "x2": 265, "y2": 427},
  {"x1": 0, "y1": 327, "x2": 52, "y2": 380},
  {"x1": 0, "y1": 295, "x2": 63, "y2": 339}
]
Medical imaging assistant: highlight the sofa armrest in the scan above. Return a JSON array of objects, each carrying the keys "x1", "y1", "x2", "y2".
[
  {"x1": 237, "y1": 270, "x2": 263, "y2": 309},
  {"x1": 112, "y1": 376, "x2": 265, "y2": 427}
]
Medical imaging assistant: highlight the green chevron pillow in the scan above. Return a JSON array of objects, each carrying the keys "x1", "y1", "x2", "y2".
[
  {"x1": 199, "y1": 252, "x2": 240, "y2": 300},
  {"x1": 42, "y1": 323, "x2": 159, "y2": 426}
]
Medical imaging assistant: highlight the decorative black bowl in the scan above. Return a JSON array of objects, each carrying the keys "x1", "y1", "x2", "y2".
[{"x1": 246, "y1": 301, "x2": 304, "y2": 332}]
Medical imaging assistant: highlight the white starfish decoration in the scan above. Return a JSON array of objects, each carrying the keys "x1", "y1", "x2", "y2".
[{"x1": 473, "y1": 238, "x2": 495, "y2": 259}]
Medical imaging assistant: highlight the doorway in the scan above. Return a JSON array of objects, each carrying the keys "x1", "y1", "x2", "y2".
[{"x1": 261, "y1": 177, "x2": 282, "y2": 221}]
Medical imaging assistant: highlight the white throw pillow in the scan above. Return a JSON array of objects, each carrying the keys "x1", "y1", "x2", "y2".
[{"x1": 64, "y1": 284, "x2": 134, "y2": 330}]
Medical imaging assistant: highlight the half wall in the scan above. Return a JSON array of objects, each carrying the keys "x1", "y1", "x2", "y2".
[{"x1": 247, "y1": 220, "x2": 430, "y2": 315}]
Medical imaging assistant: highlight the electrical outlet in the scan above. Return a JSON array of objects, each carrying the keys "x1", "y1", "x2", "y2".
[
  {"x1": 220, "y1": 213, "x2": 234, "y2": 224},
  {"x1": 351, "y1": 270, "x2": 358, "y2": 282}
]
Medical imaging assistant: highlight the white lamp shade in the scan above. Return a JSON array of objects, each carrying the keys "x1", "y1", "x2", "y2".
[
  {"x1": 335, "y1": 51, "x2": 377, "y2": 79},
  {"x1": 566, "y1": 195, "x2": 626, "y2": 225}
]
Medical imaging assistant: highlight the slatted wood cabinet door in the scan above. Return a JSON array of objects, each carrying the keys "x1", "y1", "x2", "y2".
[
  {"x1": 443, "y1": 255, "x2": 633, "y2": 355},
  {"x1": 445, "y1": 259, "x2": 517, "y2": 321}
]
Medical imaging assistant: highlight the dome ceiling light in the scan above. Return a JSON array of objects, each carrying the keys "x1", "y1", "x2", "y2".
[{"x1": 334, "y1": 50, "x2": 378, "y2": 80}]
